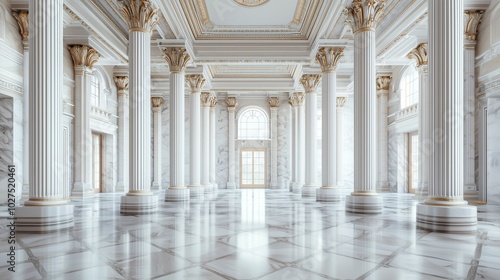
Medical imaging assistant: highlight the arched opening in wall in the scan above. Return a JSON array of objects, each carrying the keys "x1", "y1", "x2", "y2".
[
  {"x1": 400, "y1": 66, "x2": 419, "y2": 109},
  {"x1": 238, "y1": 107, "x2": 269, "y2": 140}
]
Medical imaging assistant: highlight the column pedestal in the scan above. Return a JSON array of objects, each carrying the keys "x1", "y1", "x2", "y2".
[{"x1": 346, "y1": 195, "x2": 383, "y2": 214}]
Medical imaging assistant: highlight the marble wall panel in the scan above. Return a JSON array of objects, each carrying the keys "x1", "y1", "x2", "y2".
[
  {"x1": 487, "y1": 97, "x2": 500, "y2": 204},
  {"x1": 342, "y1": 96, "x2": 354, "y2": 194},
  {"x1": 0, "y1": 98, "x2": 14, "y2": 204},
  {"x1": 388, "y1": 131, "x2": 398, "y2": 192},
  {"x1": 277, "y1": 101, "x2": 291, "y2": 188},
  {"x1": 216, "y1": 100, "x2": 229, "y2": 189},
  {"x1": 161, "y1": 101, "x2": 170, "y2": 189}
]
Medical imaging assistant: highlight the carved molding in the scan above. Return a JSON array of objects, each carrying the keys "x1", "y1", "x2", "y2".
[
  {"x1": 300, "y1": 74, "x2": 322, "y2": 93},
  {"x1": 118, "y1": 0, "x2": 159, "y2": 33},
  {"x1": 316, "y1": 47, "x2": 344, "y2": 73},
  {"x1": 344, "y1": 0, "x2": 386, "y2": 34},
  {"x1": 68, "y1": 45, "x2": 100, "y2": 69},
  {"x1": 185, "y1": 74, "x2": 206, "y2": 93},
  {"x1": 337, "y1": 97, "x2": 347, "y2": 107},
  {"x1": 151, "y1": 97, "x2": 164, "y2": 108},
  {"x1": 288, "y1": 92, "x2": 305, "y2": 107},
  {"x1": 464, "y1": 10, "x2": 484, "y2": 41},
  {"x1": 114, "y1": 76, "x2": 129, "y2": 92},
  {"x1": 226, "y1": 97, "x2": 238, "y2": 108},
  {"x1": 12, "y1": 10, "x2": 29, "y2": 43},
  {"x1": 268, "y1": 97, "x2": 280, "y2": 108},
  {"x1": 162, "y1": 47, "x2": 190, "y2": 73},
  {"x1": 376, "y1": 76, "x2": 392, "y2": 91},
  {"x1": 233, "y1": 0, "x2": 269, "y2": 7},
  {"x1": 407, "y1": 43, "x2": 428, "y2": 67}
]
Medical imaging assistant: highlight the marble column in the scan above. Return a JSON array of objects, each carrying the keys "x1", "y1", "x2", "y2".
[
  {"x1": 115, "y1": 76, "x2": 129, "y2": 193},
  {"x1": 15, "y1": 0, "x2": 74, "y2": 232},
  {"x1": 68, "y1": 45, "x2": 99, "y2": 199},
  {"x1": 12, "y1": 10, "x2": 29, "y2": 198},
  {"x1": 119, "y1": 0, "x2": 159, "y2": 213},
  {"x1": 288, "y1": 94, "x2": 299, "y2": 191},
  {"x1": 185, "y1": 75, "x2": 205, "y2": 197},
  {"x1": 297, "y1": 92, "x2": 306, "y2": 193},
  {"x1": 407, "y1": 43, "x2": 429, "y2": 198},
  {"x1": 210, "y1": 96, "x2": 218, "y2": 190},
  {"x1": 336, "y1": 97, "x2": 347, "y2": 189},
  {"x1": 269, "y1": 97, "x2": 280, "y2": 189},
  {"x1": 464, "y1": 11, "x2": 484, "y2": 201},
  {"x1": 344, "y1": 0, "x2": 384, "y2": 213},
  {"x1": 201, "y1": 92, "x2": 214, "y2": 193},
  {"x1": 162, "y1": 47, "x2": 191, "y2": 201},
  {"x1": 300, "y1": 74, "x2": 321, "y2": 197},
  {"x1": 226, "y1": 97, "x2": 238, "y2": 189},
  {"x1": 416, "y1": 0, "x2": 477, "y2": 232},
  {"x1": 376, "y1": 76, "x2": 391, "y2": 193},
  {"x1": 316, "y1": 47, "x2": 344, "y2": 202},
  {"x1": 151, "y1": 97, "x2": 164, "y2": 190}
]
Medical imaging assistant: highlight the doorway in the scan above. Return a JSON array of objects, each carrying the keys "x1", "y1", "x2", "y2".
[
  {"x1": 240, "y1": 149, "x2": 266, "y2": 188},
  {"x1": 408, "y1": 131, "x2": 418, "y2": 193},
  {"x1": 92, "y1": 133, "x2": 103, "y2": 193}
]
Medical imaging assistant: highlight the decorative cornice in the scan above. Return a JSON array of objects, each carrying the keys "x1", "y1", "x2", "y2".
[
  {"x1": 68, "y1": 45, "x2": 100, "y2": 69},
  {"x1": 185, "y1": 74, "x2": 206, "y2": 93},
  {"x1": 464, "y1": 10, "x2": 484, "y2": 41},
  {"x1": 201, "y1": 92, "x2": 212, "y2": 107},
  {"x1": 233, "y1": 0, "x2": 269, "y2": 7},
  {"x1": 118, "y1": 0, "x2": 159, "y2": 33},
  {"x1": 376, "y1": 76, "x2": 392, "y2": 91},
  {"x1": 300, "y1": 74, "x2": 322, "y2": 93},
  {"x1": 288, "y1": 92, "x2": 304, "y2": 107},
  {"x1": 114, "y1": 76, "x2": 129, "y2": 92},
  {"x1": 316, "y1": 47, "x2": 344, "y2": 73},
  {"x1": 268, "y1": 97, "x2": 280, "y2": 108},
  {"x1": 407, "y1": 43, "x2": 428, "y2": 67},
  {"x1": 226, "y1": 97, "x2": 238, "y2": 108},
  {"x1": 162, "y1": 47, "x2": 190, "y2": 73},
  {"x1": 151, "y1": 97, "x2": 164, "y2": 108},
  {"x1": 344, "y1": 0, "x2": 386, "y2": 34},
  {"x1": 337, "y1": 97, "x2": 347, "y2": 108},
  {"x1": 11, "y1": 10, "x2": 29, "y2": 43}
]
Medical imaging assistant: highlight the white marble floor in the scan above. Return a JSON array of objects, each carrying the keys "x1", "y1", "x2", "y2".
[{"x1": 1, "y1": 190, "x2": 500, "y2": 280}]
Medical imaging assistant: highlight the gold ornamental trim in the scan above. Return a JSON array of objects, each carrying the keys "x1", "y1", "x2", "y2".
[
  {"x1": 300, "y1": 74, "x2": 322, "y2": 93},
  {"x1": 226, "y1": 97, "x2": 238, "y2": 108},
  {"x1": 68, "y1": 45, "x2": 100, "y2": 69},
  {"x1": 336, "y1": 96, "x2": 347, "y2": 108},
  {"x1": 185, "y1": 75, "x2": 206, "y2": 93},
  {"x1": 344, "y1": 0, "x2": 385, "y2": 34},
  {"x1": 376, "y1": 76, "x2": 392, "y2": 91},
  {"x1": 316, "y1": 47, "x2": 344, "y2": 73},
  {"x1": 114, "y1": 76, "x2": 129, "y2": 91},
  {"x1": 233, "y1": 0, "x2": 270, "y2": 7},
  {"x1": 151, "y1": 97, "x2": 164, "y2": 108},
  {"x1": 268, "y1": 97, "x2": 280, "y2": 108},
  {"x1": 201, "y1": 92, "x2": 214, "y2": 107},
  {"x1": 288, "y1": 92, "x2": 305, "y2": 107},
  {"x1": 407, "y1": 43, "x2": 428, "y2": 67},
  {"x1": 162, "y1": 47, "x2": 190, "y2": 73},
  {"x1": 119, "y1": 0, "x2": 159, "y2": 34},
  {"x1": 12, "y1": 10, "x2": 29, "y2": 42},
  {"x1": 464, "y1": 10, "x2": 484, "y2": 41}
]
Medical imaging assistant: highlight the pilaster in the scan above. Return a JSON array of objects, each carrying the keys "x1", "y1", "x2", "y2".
[
  {"x1": 375, "y1": 76, "x2": 391, "y2": 193},
  {"x1": 115, "y1": 76, "x2": 130, "y2": 193},
  {"x1": 201, "y1": 92, "x2": 214, "y2": 193},
  {"x1": 151, "y1": 97, "x2": 164, "y2": 190},
  {"x1": 209, "y1": 95, "x2": 218, "y2": 191},
  {"x1": 269, "y1": 97, "x2": 280, "y2": 189},
  {"x1": 227, "y1": 97, "x2": 238, "y2": 189},
  {"x1": 336, "y1": 97, "x2": 347, "y2": 189}
]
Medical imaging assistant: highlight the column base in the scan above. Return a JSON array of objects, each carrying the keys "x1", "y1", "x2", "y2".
[
  {"x1": 165, "y1": 188, "x2": 190, "y2": 202},
  {"x1": 416, "y1": 203, "x2": 477, "y2": 233},
  {"x1": 464, "y1": 191, "x2": 479, "y2": 203},
  {"x1": 71, "y1": 182, "x2": 95, "y2": 199},
  {"x1": 120, "y1": 194, "x2": 158, "y2": 214},
  {"x1": 227, "y1": 182, "x2": 237, "y2": 189},
  {"x1": 302, "y1": 185, "x2": 319, "y2": 197},
  {"x1": 15, "y1": 204, "x2": 74, "y2": 232},
  {"x1": 376, "y1": 181, "x2": 390, "y2": 193},
  {"x1": 289, "y1": 182, "x2": 295, "y2": 192},
  {"x1": 316, "y1": 187, "x2": 341, "y2": 202},
  {"x1": 345, "y1": 194, "x2": 383, "y2": 214},
  {"x1": 152, "y1": 181, "x2": 162, "y2": 191},
  {"x1": 187, "y1": 185, "x2": 204, "y2": 198}
]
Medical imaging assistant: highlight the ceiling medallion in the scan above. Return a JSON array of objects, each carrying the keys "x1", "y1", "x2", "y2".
[{"x1": 233, "y1": 0, "x2": 270, "y2": 7}]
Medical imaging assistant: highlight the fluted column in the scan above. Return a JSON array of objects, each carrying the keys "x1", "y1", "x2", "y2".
[
  {"x1": 297, "y1": 93, "x2": 306, "y2": 193},
  {"x1": 407, "y1": 43, "x2": 429, "y2": 198},
  {"x1": 375, "y1": 76, "x2": 391, "y2": 193},
  {"x1": 15, "y1": 0, "x2": 74, "y2": 232},
  {"x1": 186, "y1": 75, "x2": 205, "y2": 197},
  {"x1": 162, "y1": 47, "x2": 191, "y2": 201},
  {"x1": 115, "y1": 76, "x2": 129, "y2": 193},
  {"x1": 119, "y1": 0, "x2": 159, "y2": 213},
  {"x1": 344, "y1": 0, "x2": 384, "y2": 213},
  {"x1": 316, "y1": 47, "x2": 344, "y2": 202},
  {"x1": 12, "y1": 10, "x2": 29, "y2": 199},
  {"x1": 336, "y1": 97, "x2": 347, "y2": 188},
  {"x1": 269, "y1": 97, "x2": 280, "y2": 189},
  {"x1": 288, "y1": 94, "x2": 300, "y2": 191},
  {"x1": 301, "y1": 74, "x2": 321, "y2": 197},
  {"x1": 464, "y1": 11, "x2": 483, "y2": 201},
  {"x1": 201, "y1": 92, "x2": 213, "y2": 192},
  {"x1": 209, "y1": 96, "x2": 218, "y2": 190},
  {"x1": 226, "y1": 97, "x2": 238, "y2": 189},
  {"x1": 68, "y1": 45, "x2": 99, "y2": 199},
  {"x1": 416, "y1": 0, "x2": 477, "y2": 232},
  {"x1": 151, "y1": 97, "x2": 164, "y2": 190}
]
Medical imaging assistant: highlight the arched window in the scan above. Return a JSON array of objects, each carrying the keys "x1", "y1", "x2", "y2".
[
  {"x1": 91, "y1": 70, "x2": 108, "y2": 109},
  {"x1": 238, "y1": 107, "x2": 269, "y2": 140},
  {"x1": 400, "y1": 66, "x2": 419, "y2": 108}
]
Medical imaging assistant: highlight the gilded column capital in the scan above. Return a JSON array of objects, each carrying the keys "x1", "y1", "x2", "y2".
[
  {"x1": 185, "y1": 74, "x2": 205, "y2": 93},
  {"x1": 376, "y1": 76, "x2": 391, "y2": 91},
  {"x1": 162, "y1": 47, "x2": 190, "y2": 73},
  {"x1": 68, "y1": 45, "x2": 100, "y2": 74},
  {"x1": 288, "y1": 92, "x2": 304, "y2": 107},
  {"x1": 12, "y1": 10, "x2": 29, "y2": 48},
  {"x1": 464, "y1": 10, "x2": 484, "y2": 41},
  {"x1": 151, "y1": 97, "x2": 164, "y2": 108},
  {"x1": 210, "y1": 95, "x2": 218, "y2": 108},
  {"x1": 407, "y1": 43, "x2": 428, "y2": 68},
  {"x1": 268, "y1": 97, "x2": 280, "y2": 108},
  {"x1": 337, "y1": 97, "x2": 347, "y2": 108},
  {"x1": 300, "y1": 74, "x2": 322, "y2": 93},
  {"x1": 226, "y1": 97, "x2": 238, "y2": 108},
  {"x1": 316, "y1": 47, "x2": 344, "y2": 73},
  {"x1": 114, "y1": 76, "x2": 129, "y2": 95},
  {"x1": 118, "y1": 0, "x2": 159, "y2": 33},
  {"x1": 344, "y1": 0, "x2": 386, "y2": 34},
  {"x1": 201, "y1": 92, "x2": 213, "y2": 107}
]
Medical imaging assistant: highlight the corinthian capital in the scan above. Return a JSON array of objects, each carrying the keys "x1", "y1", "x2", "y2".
[
  {"x1": 114, "y1": 76, "x2": 129, "y2": 92},
  {"x1": 12, "y1": 10, "x2": 29, "y2": 44},
  {"x1": 464, "y1": 10, "x2": 484, "y2": 41},
  {"x1": 201, "y1": 92, "x2": 213, "y2": 107},
  {"x1": 185, "y1": 75, "x2": 205, "y2": 93},
  {"x1": 407, "y1": 43, "x2": 428, "y2": 67},
  {"x1": 376, "y1": 76, "x2": 391, "y2": 91},
  {"x1": 288, "y1": 92, "x2": 304, "y2": 107},
  {"x1": 151, "y1": 97, "x2": 164, "y2": 108},
  {"x1": 337, "y1": 97, "x2": 347, "y2": 108},
  {"x1": 300, "y1": 74, "x2": 322, "y2": 93},
  {"x1": 119, "y1": 0, "x2": 159, "y2": 33},
  {"x1": 162, "y1": 47, "x2": 190, "y2": 73},
  {"x1": 68, "y1": 45, "x2": 100, "y2": 70},
  {"x1": 344, "y1": 0, "x2": 386, "y2": 34},
  {"x1": 316, "y1": 47, "x2": 344, "y2": 73},
  {"x1": 268, "y1": 97, "x2": 280, "y2": 108},
  {"x1": 226, "y1": 97, "x2": 238, "y2": 108}
]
